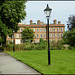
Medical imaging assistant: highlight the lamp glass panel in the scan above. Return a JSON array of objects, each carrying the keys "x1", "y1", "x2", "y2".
[
  {"x1": 44, "y1": 10, "x2": 51, "y2": 17},
  {"x1": 44, "y1": 11, "x2": 50, "y2": 17}
]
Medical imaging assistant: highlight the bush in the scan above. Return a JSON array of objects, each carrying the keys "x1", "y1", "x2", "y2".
[
  {"x1": 0, "y1": 46, "x2": 4, "y2": 52},
  {"x1": 68, "y1": 46, "x2": 75, "y2": 50},
  {"x1": 4, "y1": 39, "x2": 66, "y2": 51}
]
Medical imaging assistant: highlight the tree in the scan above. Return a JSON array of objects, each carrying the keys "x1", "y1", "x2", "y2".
[
  {"x1": 40, "y1": 38, "x2": 44, "y2": 44},
  {"x1": 63, "y1": 28, "x2": 75, "y2": 46},
  {"x1": 22, "y1": 27, "x2": 34, "y2": 43},
  {"x1": 0, "y1": 0, "x2": 27, "y2": 39},
  {"x1": 0, "y1": 37, "x2": 5, "y2": 46},
  {"x1": 67, "y1": 15, "x2": 75, "y2": 30},
  {"x1": 62, "y1": 15, "x2": 75, "y2": 47}
]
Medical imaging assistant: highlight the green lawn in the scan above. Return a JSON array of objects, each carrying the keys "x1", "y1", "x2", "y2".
[{"x1": 7, "y1": 50, "x2": 75, "y2": 74}]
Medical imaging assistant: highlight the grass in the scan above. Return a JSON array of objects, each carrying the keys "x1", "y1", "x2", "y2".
[{"x1": 6, "y1": 50, "x2": 75, "y2": 74}]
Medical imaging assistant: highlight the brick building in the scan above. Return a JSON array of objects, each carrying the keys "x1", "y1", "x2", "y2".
[{"x1": 6, "y1": 19, "x2": 65, "y2": 44}]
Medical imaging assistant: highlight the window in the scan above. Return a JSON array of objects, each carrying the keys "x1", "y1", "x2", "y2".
[
  {"x1": 49, "y1": 40, "x2": 52, "y2": 42},
  {"x1": 20, "y1": 34, "x2": 22, "y2": 38},
  {"x1": 37, "y1": 28, "x2": 39, "y2": 32},
  {"x1": 17, "y1": 30, "x2": 19, "y2": 32},
  {"x1": 37, "y1": 34, "x2": 39, "y2": 38},
  {"x1": 16, "y1": 34, "x2": 19, "y2": 38},
  {"x1": 61, "y1": 33, "x2": 63, "y2": 37},
  {"x1": 53, "y1": 28, "x2": 55, "y2": 32},
  {"x1": 57, "y1": 28, "x2": 59, "y2": 31},
  {"x1": 40, "y1": 28, "x2": 42, "y2": 32},
  {"x1": 44, "y1": 28, "x2": 46, "y2": 32},
  {"x1": 33, "y1": 40, "x2": 35, "y2": 43},
  {"x1": 8, "y1": 35, "x2": 9, "y2": 38},
  {"x1": 50, "y1": 34, "x2": 52, "y2": 38},
  {"x1": 37, "y1": 40, "x2": 39, "y2": 43},
  {"x1": 57, "y1": 33, "x2": 59, "y2": 37},
  {"x1": 61, "y1": 28, "x2": 63, "y2": 31},
  {"x1": 34, "y1": 34, "x2": 35, "y2": 38},
  {"x1": 20, "y1": 28, "x2": 23, "y2": 32},
  {"x1": 21, "y1": 40, "x2": 23, "y2": 44},
  {"x1": 33, "y1": 28, "x2": 35, "y2": 32},
  {"x1": 44, "y1": 34, "x2": 46, "y2": 38},
  {"x1": 40, "y1": 34, "x2": 42, "y2": 38},
  {"x1": 49, "y1": 28, "x2": 52, "y2": 32},
  {"x1": 12, "y1": 34, "x2": 14, "y2": 38},
  {"x1": 53, "y1": 33, "x2": 55, "y2": 38}
]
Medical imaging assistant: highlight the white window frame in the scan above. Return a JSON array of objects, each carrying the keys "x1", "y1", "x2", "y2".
[
  {"x1": 57, "y1": 28, "x2": 59, "y2": 32},
  {"x1": 16, "y1": 34, "x2": 19, "y2": 38},
  {"x1": 57, "y1": 33, "x2": 59, "y2": 38},
  {"x1": 61, "y1": 33, "x2": 63, "y2": 37},
  {"x1": 44, "y1": 34, "x2": 46, "y2": 38},
  {"x1": 40, "y1": 28, "x2": 42, "y2": 32},
  {"x1": 33, "y1": 34, "x2": 35, "y2": 38},
  {"x1": 49, "y1": 28, "x2": 52, "y2": 32},
  {"x1": 50, "y1": 34, "x2": 52, "y2": 38},
  {"x1": 37, "y1": 34, "x2": 39, "y2": 38},
  {"x1": 53, "y1": 28, "x2": 55, "y2": 32},
  {"x1": 33, "y1": 40, "x2": 35, "y2": 43},
  {"x1": 40, "y1": 34, "x2": 42, "y2": 38},
  {"x1": 44, "y1": 28, "x2": 46, "y2": 32},
  {"x1": 49, "y1": 39, "x2": 52, "y2": 42},
  {"x1": 20, "y1": 28, "x2": 23, "y2": 32},
  {"x1": 37, "y1": 28, "x2": 39, "y2": 32},
  {"x1": 61, "y1": 28, "x2": 63, "y2": 31},
  {"x1": 53, "y1": 33, "x2": 55, "y2": 38},
  {"x1": 20, "y1": 34, "x2": 22, "y2": 38},
  {"x1": 33, "y1": 28, "x2": 35, "y2": 32},
  {"x1": 37, "y1": 40, "x2": 39, "y2": 43}
]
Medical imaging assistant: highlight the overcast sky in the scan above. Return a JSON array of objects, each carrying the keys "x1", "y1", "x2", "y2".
[{"x1": 21, "y1": 1, "x2": 75, "y2": 31}]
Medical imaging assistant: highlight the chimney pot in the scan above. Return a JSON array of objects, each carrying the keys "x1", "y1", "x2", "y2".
[
  {"x1": 37, "y1": 20, "x2": 40, "y2": 25},
  {"x1": 58, "y1": 21, "x2": 61, "y2": 24},
  {"x1": 53, "y1": 19, "x2": 57, "y2": 24},
  {"x1": 30, "y1": 20, "x2": 33, "y2": 25}
]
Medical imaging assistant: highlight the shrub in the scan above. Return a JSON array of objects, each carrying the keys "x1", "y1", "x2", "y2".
[
  {"x1": 4, "y1": 39, "x2": 65, "y2": 51},
  {"x1": 0, "y1": 46, "x2": 4, "y2": 52},
  {"x1": 68, "y1": 46, "x2": 75, "y2": 50}
]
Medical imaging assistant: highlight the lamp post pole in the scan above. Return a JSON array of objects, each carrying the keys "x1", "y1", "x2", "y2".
[
  {"x1": 47, "y1": 18, "x2": 50, "y2": 65},
  {"x1": 13, "y1": 31, "x2": 15, "y2": 52},
  {"x1": 44, "y1": 4, "x2": 52, "y2": 65}
]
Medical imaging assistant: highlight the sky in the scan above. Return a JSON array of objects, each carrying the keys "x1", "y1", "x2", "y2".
[{"x1": 21, "y1": 1, "x2": 75, "y2": 31}]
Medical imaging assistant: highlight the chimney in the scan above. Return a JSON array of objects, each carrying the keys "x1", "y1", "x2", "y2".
[
  {"x1": 37, "y1": 20, "x2": 40, "y2": 25},
  {"x1": 53, "y1": 19, "x2": 57, "y2": 24},
  {"x1": 30, "y1": 20, "x2": 33, "y2": 25},
  {"x1": 58, "y1": 21, "x2": 61, "y2": 24}
]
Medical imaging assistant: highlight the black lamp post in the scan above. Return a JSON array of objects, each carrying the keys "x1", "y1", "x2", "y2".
[
  {"x1": 44, "y1": 4, "x2": 52, "y2": 65},
  {"x1": 13, "y1": 31, "x2": 15, "y2": 52}
]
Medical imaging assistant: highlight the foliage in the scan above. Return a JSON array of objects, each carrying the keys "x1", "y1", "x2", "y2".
[
  {"x1": 68, "y1": 46, "x2": 75, "y2": 50},
  {"x1": 0, "y1": 0, "x2": 27, "y2": 38},
  {"x1": 63, "y1": 28, "x2": 75, "y2": 46},
  {"x1": 7, "y1": 50, "x2": 75, "y2": 74},
  {"x1": 0, "y1": 19, "x2": 10, "y2": 38},
  {"x1": 4, "y1": 39, "x2": 65, "y2": 51},
  {"x1": 22, "y1": 27, "x2": 34, "y2": 42},
  {"x1": 50, "y1": 40, "x2": 64, "y2": 50},
  {"x1": 0, "y1": 37, "x2": 5, "y2": 43},
  {"x1": 0, "y1": 46, "x2": 4, "y2": 52},
  {"x1": 67, "y1": 15, "x2": 75, "y2": 30},
  {"x1": 40, "y1": 38, "x2": 44, "y2": 44}
]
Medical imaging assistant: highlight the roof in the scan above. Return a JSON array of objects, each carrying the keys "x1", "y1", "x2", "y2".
[{"x1": 18, "y1": 24, "x2": 65, "y2": 28}]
